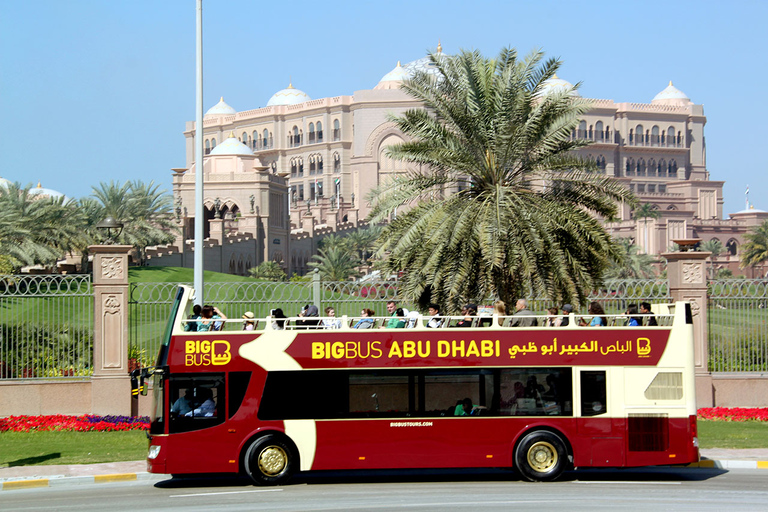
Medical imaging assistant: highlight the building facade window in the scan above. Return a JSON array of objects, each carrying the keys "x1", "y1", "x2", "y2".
[
  {"x1": 333, "y1": 119, "x2": 340, "y2": 141},
  {"x1": 317, "y1": 121, "x2": 323, "y2": 143},
  {"x1": 205, "y1": 139, "x2": 211, "y2": 155},
  {"x1": 333, "y1": 152, "x2": 341, "y2": 173},
  {"x1": 595, "y1": 121, "x2": 604, "y2": 141},
  {"x1": 309, "y1": 123, "x2": 315, "y2": 144}
]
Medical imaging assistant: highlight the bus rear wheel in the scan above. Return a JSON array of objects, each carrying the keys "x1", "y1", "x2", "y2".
[
  {"x1": 243, "y1": 434, "x2": 297, "y2": 486},
  {"x1": 514, "y1": 430, "x2": 568, "y2": 482}
]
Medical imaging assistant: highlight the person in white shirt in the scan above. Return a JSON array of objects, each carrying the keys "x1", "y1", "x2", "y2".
[
  {"x1": 426, "y1": 303, "x2": 443, "y2": 328},
  {"x1": 322, "y1": 307, "x2": 342, "y2": 329}
]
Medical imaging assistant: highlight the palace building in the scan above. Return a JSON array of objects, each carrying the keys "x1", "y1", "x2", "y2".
[{"x1": 162, "y1": 46, "x2": 767, "y2": 278}]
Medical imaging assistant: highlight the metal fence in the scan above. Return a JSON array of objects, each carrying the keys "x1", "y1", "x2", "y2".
[
  {"x1": 708, "y1": 279, "x2": 768, "y2": 372},
  {"x1": 0, "y1": 275, "x2": 93, "y2": 380}
]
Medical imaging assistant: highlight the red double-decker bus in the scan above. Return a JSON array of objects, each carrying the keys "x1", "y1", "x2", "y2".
[{"x1": 138, "y1": 286, "x2": 698, "y2": 484}]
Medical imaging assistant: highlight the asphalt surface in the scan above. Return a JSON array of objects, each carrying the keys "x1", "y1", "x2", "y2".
[{"x1": 1, "y1": 449, "x2": 767, "y2": 490}]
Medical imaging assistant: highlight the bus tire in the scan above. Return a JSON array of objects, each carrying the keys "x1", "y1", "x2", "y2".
[
  {"x1": 243, "y1": 434, "x2": 297, "y2": 486},
  {"x1": 514, "y1": 430, "x2": 568, "y2": 482}
]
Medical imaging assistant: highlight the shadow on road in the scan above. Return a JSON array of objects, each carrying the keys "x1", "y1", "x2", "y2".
[{"x1": 154, "y1": 465, "x2": 725, "y2": 489}]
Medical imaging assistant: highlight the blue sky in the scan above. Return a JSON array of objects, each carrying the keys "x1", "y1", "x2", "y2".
[{"x1": 1, "y1": 0, "x2": 765, "y2": 216}]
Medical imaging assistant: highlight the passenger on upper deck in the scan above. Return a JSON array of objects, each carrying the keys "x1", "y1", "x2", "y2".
[
  {"x1": 546, "y1": 307, "x2": 561, "y2": 327},
  {"x1": 353, "y1": 308, "x2": 376, "y2": 329},
  {"x1": 297, "y1": 305, "x2": 320, "y2": 329},
  {"x1": 242, "y1": 311, "x2": 257, "y2": 330},
  {"x1": 184, "y1": 304, "x2": 202, "y2": 331},
  {"x1": 640, "y1": 302, "x2": 658, "y2": 326},
  {"x1": 626, "y1": 304, "x2": 642, "y2": 326},
  {"x1": 580, "y1": 301, "x2": 607, "y2": 326},
  {"x1": 322, "y1": 307, "x2": 342, "y2": 329},
  {"x1": 271, "y1": 308, "x2": 287, "y2": 330},
  {"x1": 199, "y1": 305, "x2": 226, "y2": 331},
  {"x1": 426, "y1": 303, "x2": 443, "y2": 328},
  {"x1": 560, "y1": 304, "x2": 573, "y2": 326},
  {"x1": 493, "y1": 300, "x2": 507, "y2": 326},
  {"x1": 511, "y1": 299, "x2": 538, "y2": 327},
  {"x1": 382, "y1": 301, "x2": 400, "y2": 328},
  {"x1": 456, "y1": 304, "x2": 476, "y2": 327}
]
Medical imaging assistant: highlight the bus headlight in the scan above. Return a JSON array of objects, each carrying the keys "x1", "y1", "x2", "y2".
[{"x1": 148, "y1": 445, "x2": 161, "y2": 459}]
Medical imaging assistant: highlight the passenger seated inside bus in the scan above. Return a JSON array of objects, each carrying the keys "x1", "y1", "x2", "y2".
[
  {"x1": 170, "y1": 388, "x2": 194, "y2": 416},
  {"x1": 185, "y1": 387, "x2": 216, "y2": 417},
  {"x1": 199, "y1": 305, "x2": 226, "y2": 331},
  {"x1": 454, "y1": 398, "x2": 474, "y2": 416},
  {"x1": 296, "y1": 305, "x2": 320, "y2": 329},
  {"x1": 353, "y1": 309, "x2": 376, "y2": 329}
]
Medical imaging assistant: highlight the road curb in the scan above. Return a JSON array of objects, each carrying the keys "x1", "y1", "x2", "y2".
[
  {"x1": 3, "y1": 462, "x2": 768, "y2": 490},
  {"x1": 1, "y1": 472, "x2": 157, "y2": 491}
]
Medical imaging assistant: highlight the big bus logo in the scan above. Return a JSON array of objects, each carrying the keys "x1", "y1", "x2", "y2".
[{"x1": 185, "y1": 340, "x2": 231, "y2": 366}]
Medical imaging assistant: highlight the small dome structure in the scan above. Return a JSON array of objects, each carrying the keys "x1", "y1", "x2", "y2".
[
  {"x1": 205, "y1": 97, "x2": 237, "y2": 116},
  {"x1": 29, "y1": 182, "x2": 65, "y2": 200},
  {"x1": 267, "y1": 83, "x2": 311, "y2": 107},
  {"x1": 0, "y1": 176, "x2": 11, "y2": 189},
  {"x1": 209, "y1": 132, "x2": 254, "y2": 156},
  {"x1": 651, "y1": 81, "x2": 692, "y2": 106},
  {"x1": 374, "y1": 61, "x2": 409, "y2": 90},
  {"x1": 538, "y1": 74, "x2": 580, "y2": 97}
]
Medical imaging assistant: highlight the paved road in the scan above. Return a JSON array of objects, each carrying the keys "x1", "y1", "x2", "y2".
[{"x1": 2, "y1": 467, "x2": 768, "y2": 512}]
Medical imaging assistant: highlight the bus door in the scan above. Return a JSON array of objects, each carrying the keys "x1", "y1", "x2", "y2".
[{"x1": 576, "y1": 369, "x2": 624, "y2": 466}]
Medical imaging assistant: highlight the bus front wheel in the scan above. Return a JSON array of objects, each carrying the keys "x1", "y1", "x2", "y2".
[
  {"x1": 514, "y1": 430, "x2": 568, "y2": 482},
  {"x1": 243, "y1": 434, "x2": 297, "y2": 486}
]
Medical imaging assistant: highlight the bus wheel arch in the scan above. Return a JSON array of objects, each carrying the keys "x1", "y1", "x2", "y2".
[
  {"x1": 242, "y1": 431, "x2": 299, "y2": 486},
  {"x1": 513, "y1": 427, "x2": 571, "y2": 482}
]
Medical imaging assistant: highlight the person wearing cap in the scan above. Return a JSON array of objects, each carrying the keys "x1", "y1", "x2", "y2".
[
  {"x1": 242, "y1": 311, "x2": 257, "y2": 330},
  {"x1": 561, "y1": 304, "x2": 573, "y2": 326},
  {"x1": 510, "y1": 299, "x2": 538, "y2": 327}
]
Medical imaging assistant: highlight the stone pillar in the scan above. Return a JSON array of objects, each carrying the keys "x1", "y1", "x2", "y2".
[
  {"x1": 326, "y1": 209, "x2": 338, "y2": 231},
  {"x1": 663, "y1": 245, "x2": 712, "y2": 407},
  {"x1": 302, "y1": 213, "x2": 315, "y2": 237},
  {"x1": 90, "y1": 245, "x2": 132, "y2": 415},
  {"x1": 209, "y1": 218, "x2": 224, "y2": 244}
]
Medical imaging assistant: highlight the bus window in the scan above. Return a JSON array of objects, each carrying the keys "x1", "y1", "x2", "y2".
[
  {"x1": 228, "y1": 371, "x2": 252, "y2": 419},
  {"x1": 580, "y1": 370, "x2": 607, "y2": 416},
  {"x1": 498, "y1": 368, "x2": 572, "y2": 417},
  {"x1": 349, "y1": 373, "x2": 409, "y2": 416},
  {"x1": 422, "y1": 370, "x2": 493, "y2": 416},
  {"x1": 169, "y1": 374, "x2": 225, "y2": 433}
]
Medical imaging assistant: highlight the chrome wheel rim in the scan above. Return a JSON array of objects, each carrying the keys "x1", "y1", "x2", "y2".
[
  {"x1": 258, "y1": 445, "x2": 287, "y2": 476},
  {"x1": 527, "y1": 441, "x2": 557, "y2": 473}
]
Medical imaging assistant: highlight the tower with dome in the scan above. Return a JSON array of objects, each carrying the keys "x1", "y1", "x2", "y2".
[{"x1": 163, "y1": 46, "x2": 767, "y2": 278}]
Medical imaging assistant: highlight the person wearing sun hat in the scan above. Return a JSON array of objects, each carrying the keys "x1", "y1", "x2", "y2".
[{"x1": 242, "y1": 311, "x2": 257, "y2": 330}]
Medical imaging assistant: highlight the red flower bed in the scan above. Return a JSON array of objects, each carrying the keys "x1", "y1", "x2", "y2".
[
  {"x1": 698, "y1": 407, "x2": 768, "y2": 422},
  {"x1": 0, "y1": 414, "x2": 150, "y2": 432}
]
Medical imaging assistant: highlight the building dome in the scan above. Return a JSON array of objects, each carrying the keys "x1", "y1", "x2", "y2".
[
  {"x1": 209, "y1": 133, "x2": 254, "y2": 156},
  {"x1": 374, "y1": 61, "x2": 409, "y2": 90},
  {"x1": 266, "y1": 83, "x2": 311, "y2": 106},
  {"x1": 651, "y1": 81, "x2": 692, "y2": 106},
  {"x1": 205, "y1": 97, "x2": 237, "y2": 116},
  {"x1": 0, "y1": 176, "x2": 11, "y2": 189},
  {"x1": 538, "y1": 74, "x2": 580, "y2": 97},
  {"x1": 29, "y1": 182, "x2": 65, "y2": 200}
]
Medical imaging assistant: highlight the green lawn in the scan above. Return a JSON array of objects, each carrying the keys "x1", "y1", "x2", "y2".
[
  {"x1": 698, "y1": 419, "x2": 768, "y2": 449},
  {"x1": 2, "y1": 420, "x2": 765, "y2": 467},
  {"x1": 0, "y1": 431, "x2": 148, "y2": 467}
]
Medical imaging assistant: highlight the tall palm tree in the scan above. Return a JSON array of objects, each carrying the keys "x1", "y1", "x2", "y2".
[
  {"x1": 633, "y1": 203, "x2": 660, "y2": 254},
  {"x1": 367, "y1": 47, "x2": 634, "y2": 310},
  {"x1": 308, "y1": 246, "x2": 360, "y2": 281},
  {"x1": 700, "y1": 239, "x2": 724, "y2": 279},
  {"x1": 740, "y1": 220, "x2": 768, "y2": 276},
  {"x1": 90, "y1": 180, "x2": 178, "y2": 264}
]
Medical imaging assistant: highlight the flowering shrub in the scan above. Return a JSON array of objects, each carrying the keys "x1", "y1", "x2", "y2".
[
  {"x1": 0, "y1": 414, "x2": 149, "y2": 432},
  {"x1": 698, "y1": 407, "x2": 768, "y2": 422}
]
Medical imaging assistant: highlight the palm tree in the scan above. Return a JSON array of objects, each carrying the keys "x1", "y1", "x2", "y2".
[
  {"x1": 90, "y1": 180, "x2": 178, "y2": 265},
  {"x1": 248, "y1": 261, "x2": 287, "y2": 281},
  {"x1": 740, "y1": 220, "x2": 768, "y2": 277},
  {"x1": 308, "y1": 246, "x2": 360, "y2": 281},
  {"x1": 0, "y1": 182, "x2": 86, "y2": 271},
  {"x1": 603, "y1": 238, "x2": 656, "y2": 279},
  {"x1": 367, "y1": 47, "x2": 635, "y2": 310},
  {"x1": 633, "y1": 203, "x2": 660, "y2": 254},
  {"x1": 344, "y1": 225, "x2": 383, "y2": 265},
  {"x1": 700, "y1": 239, "x2": 724, "y2": 279}
]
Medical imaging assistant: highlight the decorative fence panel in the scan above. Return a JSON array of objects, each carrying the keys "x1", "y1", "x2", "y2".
[
  {"x1": 0, "y1": 275, "x2": 93, "y2": 380},
  {"x1": 708, "y1": 279, "x2": 768, "y2": 372}
]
